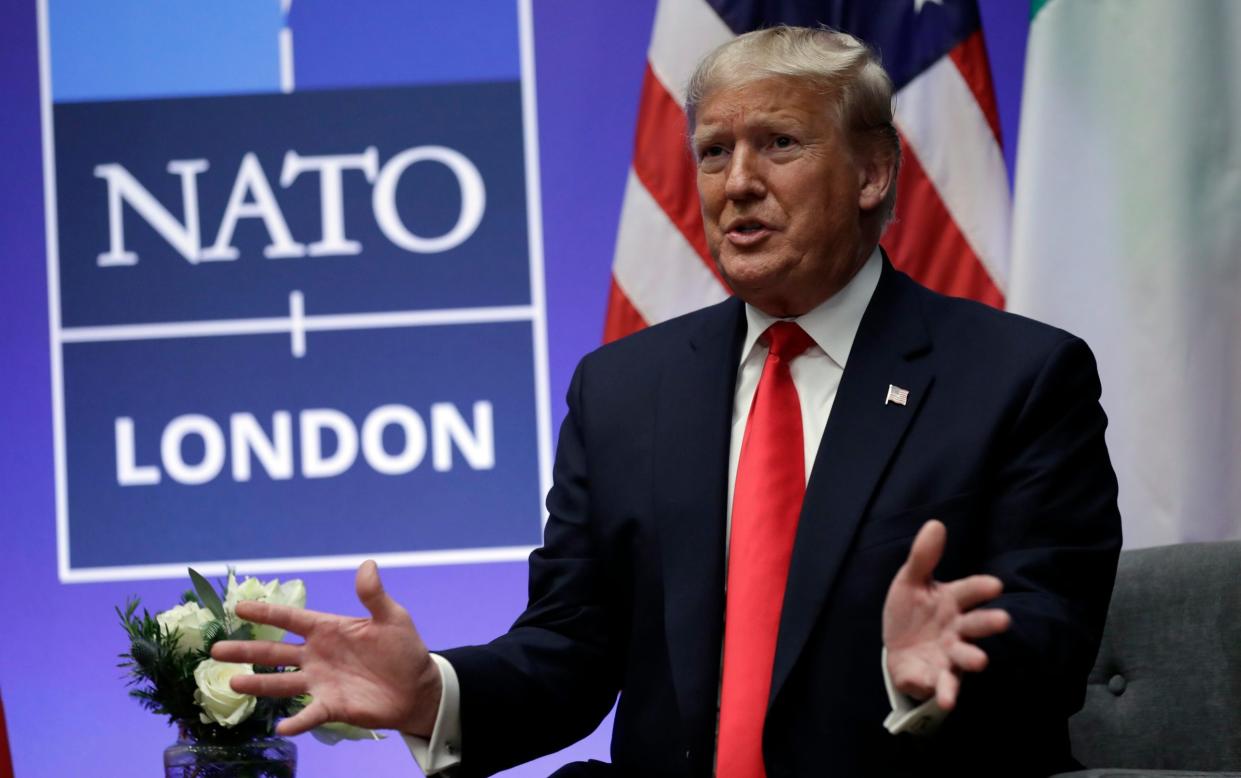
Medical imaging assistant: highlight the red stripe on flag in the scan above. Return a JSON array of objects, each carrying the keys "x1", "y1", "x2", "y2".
[
  {"x1": 0, "y1": 690, "x2": 12, "y2": 778},
  {"x1": 947, "y1": 31, "x2": 1003, "y2": 145},
  {"x1": 883, "y1": 134, "x2": 1004, "y2": 308},
  {"x1": 630, "y1": 64, "x2": 724, "y2": 283},
  {"x1": 603, "y1": 275, "x2": 649, "y2": 344}
]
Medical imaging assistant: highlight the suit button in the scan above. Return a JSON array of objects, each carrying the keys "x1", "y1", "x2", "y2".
[{"x1": 1107, "y1": 674, "x2": 1126, "y2": 695}]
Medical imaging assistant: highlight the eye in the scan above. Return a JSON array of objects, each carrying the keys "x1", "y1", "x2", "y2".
[
  {"x1": 697, "y1": 144, "x2": 729, "y2": 172},
  {"x1": 772, "y1": 135, "x2": 796, "y2": 150}
]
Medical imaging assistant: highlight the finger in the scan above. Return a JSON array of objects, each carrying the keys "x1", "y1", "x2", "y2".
[
  {"x1": 230, "y1": 670, "x2": 309, "y2": 698},
  {"x1": 958, "y1": 608, "x2": 1011, "y2": 640},
  {"x1": 898, "y1": 520, "x2": 946, "y2": 585},
  {"x1": 890, "y1": 658, "x2": 938, "y2": 701},
  {"x1": 896, "y1": 678, "x2": 936, "y2": 703},
  {"x1": 935, "y1": 669, "x2": 960, "y2": 712},
  {"x1": 234, "y1": 600, "x2": 319, "y2": 636},
  {"x1": 355, "y1": 560, "x2": 402, "y2": 622},
  {"x1": 947, "y1": 641, "x2": 989, "y2": 673},
  {"x1": 942, "y1": 574, "x2": 1004, "y2": 611},
  {"x1": 211, "y1": 639, "x2": 303, "y2": 667},
  {"x1": 276, "y1": 700, "x2": 331, "y2": 736}
]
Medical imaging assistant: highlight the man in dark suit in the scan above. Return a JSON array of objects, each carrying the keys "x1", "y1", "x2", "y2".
[{"x1": 216, "y1": 26, "x2": 1121, "y2": 777}]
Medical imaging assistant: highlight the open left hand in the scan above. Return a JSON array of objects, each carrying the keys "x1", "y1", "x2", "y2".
[
  {"x1": 210, "y1": 560, "x2": 441, "y2": 737},
  {"x1": 882, "y1": 520, "x2": 1011, "y2": 711}
]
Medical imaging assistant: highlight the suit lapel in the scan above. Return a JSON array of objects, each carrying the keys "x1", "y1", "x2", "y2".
[
  {"x1": 655, "y1": 297, "x2": 746, "y2": 749},
  {"x1": 769, "y1": 262, "x2": 935, "y2": 705}
]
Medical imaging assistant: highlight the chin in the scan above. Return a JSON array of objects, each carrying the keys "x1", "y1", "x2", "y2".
[
  {"x1": 720, "y1": 259, "x2": 793, "y2": 292},
  {"x1": 722, "y1": 280, "x2": 790, "y2": 314},
  {"x1": 720, "y1": 255, "x2": 777, "y2": 281}
]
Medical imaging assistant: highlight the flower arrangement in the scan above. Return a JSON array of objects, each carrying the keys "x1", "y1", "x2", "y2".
[{"x1": 118, "y1": 567, "x2": 376, "y2": 775}]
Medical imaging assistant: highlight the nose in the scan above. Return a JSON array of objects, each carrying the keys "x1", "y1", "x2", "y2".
[{"x1": 724, "y1": 145, "x2": 765, "y2": 201}]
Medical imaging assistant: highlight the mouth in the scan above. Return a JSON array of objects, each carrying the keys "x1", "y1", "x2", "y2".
[{"x1": 724, "y1": 218, "x2": 773, "y2": 246}]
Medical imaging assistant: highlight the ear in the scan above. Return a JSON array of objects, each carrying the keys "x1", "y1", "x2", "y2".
[{"x1": 856, "y1": 147, "x2": 896, "y2": 212}]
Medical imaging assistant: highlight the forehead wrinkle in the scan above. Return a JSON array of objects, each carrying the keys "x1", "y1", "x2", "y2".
[
  {"x1": 694, "y1": 105, "x2": 814, "y2": 144},
  {"x1": 695, "y1": 83, "x2": 831, "y2": 139}
]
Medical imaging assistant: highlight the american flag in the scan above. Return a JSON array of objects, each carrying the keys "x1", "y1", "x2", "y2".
[
  {"x1": 885, "y1": 384, "x2": 911, "y2": 406},
  {"x1": 604, "y1": 0, "x2": 1009, "y2": 343}
]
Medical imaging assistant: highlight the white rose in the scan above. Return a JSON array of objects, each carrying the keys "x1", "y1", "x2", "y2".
[
  {"x1": 224, "y1": 572, "x2": 306, "y2": 642},
  {"x1": 154, "y1": 602, "x2": 216, "y2": 654},
  {"x1": 193, "y1": 659, "x2": 257, "y2": 728}
]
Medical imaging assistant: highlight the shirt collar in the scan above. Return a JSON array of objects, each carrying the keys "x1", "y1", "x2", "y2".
[{"x1": 740, "y1": 246, "x2": 882, "y2": 369}]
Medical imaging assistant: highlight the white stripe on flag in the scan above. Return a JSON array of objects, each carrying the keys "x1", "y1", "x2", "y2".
[
  {"x1": 894, "y1": 55, "x2": 1012, "y2": 292},
  {"x1": 647, "y1": 0, "x2": 734, "y2": 107},
  {"x1": 613, "y1": 170, "x2": 728, "y2": 324}
]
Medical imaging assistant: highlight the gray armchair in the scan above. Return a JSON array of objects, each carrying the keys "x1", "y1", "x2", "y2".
[{"x1": 1054, "y1": 540, "x2": 1241, "y2": 777}]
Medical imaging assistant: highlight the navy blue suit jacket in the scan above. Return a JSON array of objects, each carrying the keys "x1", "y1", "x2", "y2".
[{"x1": 440, "y1": 260, "x2": 1122, "y2": 777}]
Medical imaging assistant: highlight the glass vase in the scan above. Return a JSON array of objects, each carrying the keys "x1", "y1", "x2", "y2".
[{"x1": 164, "y1": 735, "x2": 297, "y2": 778}]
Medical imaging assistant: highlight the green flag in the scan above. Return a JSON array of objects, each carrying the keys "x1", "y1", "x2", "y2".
[{"x1": 1009, "y1": 0, "x2": 1241, "y2": 546}]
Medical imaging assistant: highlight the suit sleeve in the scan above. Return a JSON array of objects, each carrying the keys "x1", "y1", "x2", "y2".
[
  {"x1": 937, "y1": 335, "x2": 1122, "y2": 753},
  {"x1": 437, "y1": 358, "x2": 623, "y2": 777}
]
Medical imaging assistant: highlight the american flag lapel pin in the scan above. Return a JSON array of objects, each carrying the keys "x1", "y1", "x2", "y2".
[{"x1": 885, "y1": 384, "x2": 910, "y2": 406}]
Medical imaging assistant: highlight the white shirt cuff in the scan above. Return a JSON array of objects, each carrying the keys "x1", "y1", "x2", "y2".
[
  {"x1": 881, "y1": 647, "x2": 948, "y2": 735},
  {"x1": 403, "y1": 653, "x2": 463, "y2": 774}
]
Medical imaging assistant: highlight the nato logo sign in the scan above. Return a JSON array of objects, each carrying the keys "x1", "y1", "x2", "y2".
[{"x1": 38, "y1": 0, "x2": 551, "y2": 582}]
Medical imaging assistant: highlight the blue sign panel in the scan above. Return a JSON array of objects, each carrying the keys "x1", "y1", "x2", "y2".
[{"x1": 41, "y1": 0, "x2": 550, "y2": 582}]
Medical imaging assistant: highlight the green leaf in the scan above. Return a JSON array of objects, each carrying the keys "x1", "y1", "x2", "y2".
[
  {"x1": 200, "y1": 620, "x2": 227, "y2": 648},
  {"x1": 228, "y1": 623, "x2": 254, "y2": 641},
  {"x1": 310, "y1": 721, "x2": 387, "y2": 745},
  {"x1": 189, "y1": 567, "x2": 227, "y2": 623},
  {"x1": 180, "y1": 589, "x2": 199, "y2": 605},
  {"x1": 130, "y1": 637, "x2": 160, "y2": 671}
]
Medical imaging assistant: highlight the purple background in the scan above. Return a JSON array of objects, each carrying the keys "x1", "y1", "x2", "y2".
[{"x1": 0, "y1": 2, "x2": 1027, "y2": 775}]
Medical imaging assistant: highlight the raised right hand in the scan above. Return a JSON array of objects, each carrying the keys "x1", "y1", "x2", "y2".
[
  {"x1": 211, "y1": 560, "x2": 442, "y2": 737},
  {"x1": 882, "y1": 520, "x2": 1010, "y2": 711}
]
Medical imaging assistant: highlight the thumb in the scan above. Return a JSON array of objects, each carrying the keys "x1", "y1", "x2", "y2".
[
  {"x1": 899, "y1": 519, "x2": 946, "y2": 585},
  {"x1": 355, "y1": 560, "x2": 401, "y2": 622}
]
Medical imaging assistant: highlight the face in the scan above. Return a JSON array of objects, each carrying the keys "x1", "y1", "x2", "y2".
[{"x1": 693, "y1": 77, "x2": 891, "y2": 317}]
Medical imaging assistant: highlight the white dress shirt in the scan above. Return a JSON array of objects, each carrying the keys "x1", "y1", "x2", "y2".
[
  {"x1": 407, "y1": 248, "x2": 941, "y2": 774},
  {"x1": 727, "y1": 248, "x2": 880, "y2": 534}
]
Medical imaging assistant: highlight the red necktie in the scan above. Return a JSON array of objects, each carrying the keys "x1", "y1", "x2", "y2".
[{"x1": 717, "y1": 321, "x2": 814, "y2": 778}]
